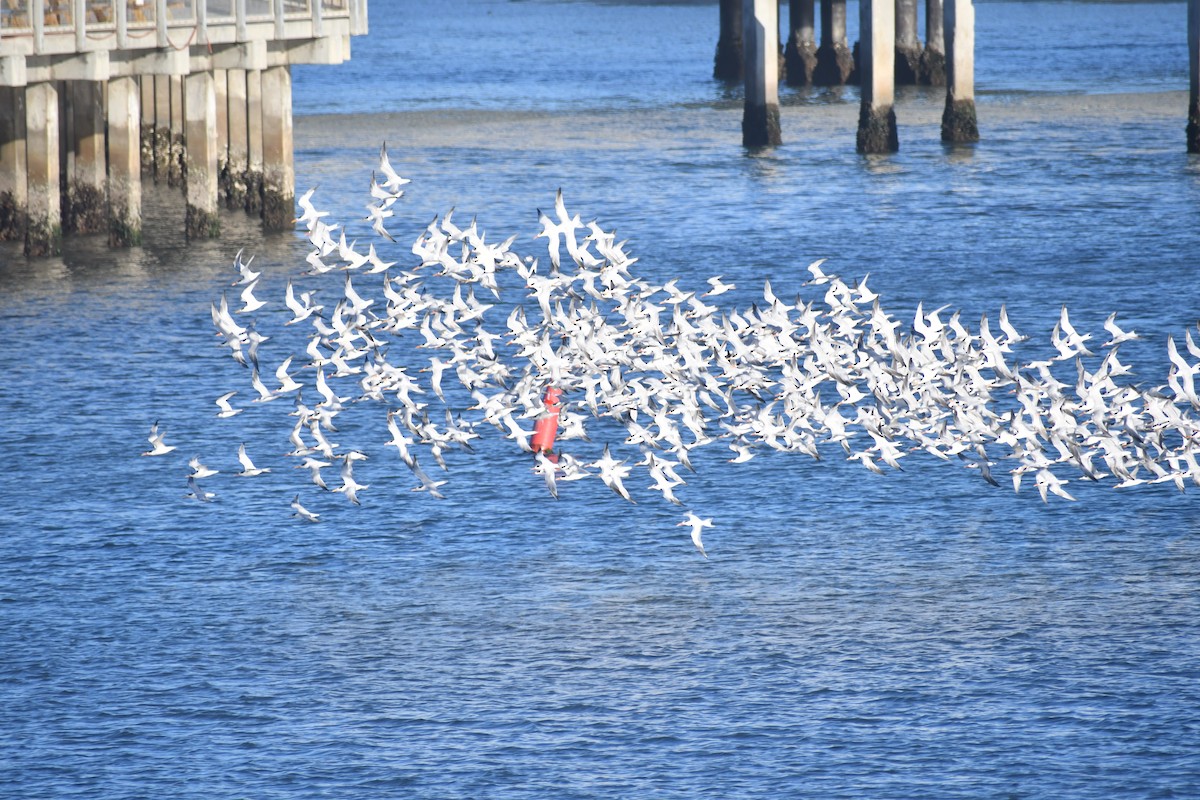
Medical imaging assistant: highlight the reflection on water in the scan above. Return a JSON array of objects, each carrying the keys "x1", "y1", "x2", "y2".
[{"x1": 942, "y1": 140, "x2": 978, "y2": 164}]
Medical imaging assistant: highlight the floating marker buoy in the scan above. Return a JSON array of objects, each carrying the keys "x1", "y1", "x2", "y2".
[{"x1": 531, "y1": 386, "x2": 563, "y2": 454}]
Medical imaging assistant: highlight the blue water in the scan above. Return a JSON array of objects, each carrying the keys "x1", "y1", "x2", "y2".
[{"x1": 3, "y1": 1, "x2": 1200, "y2": 797}]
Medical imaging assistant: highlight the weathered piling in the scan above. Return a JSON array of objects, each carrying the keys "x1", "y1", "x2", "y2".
[
  {"x1": 214, "y1": 69, "x2": 231, "y2": 208},
  {"x1": 65, "y1": 81, "x2": 107, "y2": 235},
  {"x1": 714, "y1": 0, "x2": 744, "y2": 81},
  {"x1": 107, "y1": 76, "x2": 142, "y2": 247},
  {"x1": 922, "y1": 0, "x2": 947, "y2": 86},
  {"x1": 0, "y1": 87, "x2": 28, "y2": 242},
  {"x1": 139, "y1": 77, "x2": 155, "y2": 174},
  {"x1": 245, "y1": 68, "x2": 265, "y2": 216},
  {"x1": 184, "y1": 71, "x2": 220, "y2": 239},
  {"x1": 168, "y1": 75, "x2": 186, "y2": 188},
  {"x1": 895, "y1": 0, "x2": 922, "y2": 85},
  {"x1": 814, "y1": 0, "x2": 855, "y2": 86},
  {"x1": 941, "y1": 0, "x2": 979, "y2": 143},
  {"x1": 225, "y1": 70, "x2": 250, "y2": 210},
  {"x1": 1189, "y1": 0, "x2": 1200, "y2": 152},
  {"x1": 25, "y1": 82, "x2": 62, "y2": 257},
  {"x1": 743, "y1": 0, "x2": 782, "y2": 147},
  {"x1": 857, "y1": 0, "x2": 898, "y2": 153},
  {"x1": 784, "y1": 0, "x2": 818, "y2": 86},
  {"x1": 261, "y1": 65, "x2": 295, "y2": 230},
  {"x1": 153, "y1": 76, "x2": 172, "y2": 183}
]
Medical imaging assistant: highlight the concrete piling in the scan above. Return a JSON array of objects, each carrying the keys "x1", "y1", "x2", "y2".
[
  {"x1": 153, "y1": 76, "x2": 172, "y2": 183},
  {"x1": 895, "y1": 0, "x2": 922, "y2": 85},
  {"x1": 214, "y1": 69, "x2": 231, "y2": 208},
  {"x1": 714, "y1": 0, "x2": 743, "y2": 81},
  {"x1": 941, "y1": 0, "x2": 979, "y2": 143},
  {"x1": 814, "y1": 0, "x2": 855, "y2": 86},
  {"x1": 139, "y1": 76, "x2": 155, "y2": 174},
  {"x1": 107, "y1": 76, "x2": 142, "y2": 247},
  {"x1": 857, "y1": 0, "x2": 899, "y2": 153},
  {"x1": 922, "y1": 0, "x2": 946, "y2": 86},
  {"x1": 168, "y1": 75, "x2": 185, "y2": 188},
  {"x1": 260, "y1": 65, "x2": 295, "y2": 230},
  {"x1": 225, "y1": 69, "x2": 250, "y2": 210},
  {"x1": 65, "y1": 81, "x2": 107, "y2": 235},
  {"x1": 184, "y1": 70, "x2": 220, "y2": 239},
  {"x1": 1189, "y1": 0, "x2": 1199, "y2": 152},
  {"x1": 784, "y1": 0, "x2": 818, "y2": 87},
  {"x1": 0, "y1": 87, "x2": 28, "y2": 242},
  {"x1": 743, "y1": 0, "x2": 782, "y2": 147},
  {"x1": 25, "y1": 82, "x2": 62, "y2": 257},
  {"x1": 245, "y1": 68, "x2": 265, "y2": 216}
]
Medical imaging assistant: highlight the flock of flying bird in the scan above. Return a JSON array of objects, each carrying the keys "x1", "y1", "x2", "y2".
[{"x1": 143, "y1": 145, "x2": 1200, "y2": 556}]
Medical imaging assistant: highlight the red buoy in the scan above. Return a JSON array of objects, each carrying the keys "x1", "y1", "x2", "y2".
[{"x1": 531, "y1": 386, "x2": 563, "y2": 455}]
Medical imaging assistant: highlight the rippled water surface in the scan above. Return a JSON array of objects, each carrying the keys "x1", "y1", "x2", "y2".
[{"x1": 2, "y1": 1, "x2": 1199, "y2": 798}]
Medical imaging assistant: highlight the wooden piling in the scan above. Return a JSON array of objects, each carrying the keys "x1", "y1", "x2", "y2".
[
  {"x1": 814, "y1": 0, "x2": 854, "y2": 86},
  {"x1": 107, "y1": 75, "x2": 142, "y2": 247},
  {"x1": 895, "y1": 0, "x2": 922, "y2": 84},
  {"x1": 743, "y1": 0, "x2": 782, "y2": 147},
  {"x1": 941, "y1": 0, "x2": 979, "y2": 143},
  {"x1": 921, "y1": 0, "x2": 946, "y2": 86},
  {"x1": 25, "y1": 82, "x2": 62, "y2": 257},
  {"x1": 184, "y1": 70, "x2": 220, "y2": 239},
  {"x1": 784, "y1": 0, "x2": 818, "y2": 87},
  {"x1": 1189, "y1": 0, "x2": 1199, "y2": 152},
  {"x1": 857, "y1": 0, "x2": 898, "y2": 153},
  {"x1": 0, "y1": 87, "x2": 28, "y2": 242},
  {"x1": 714, "y1": 0, "x2": 743, "y2": 81},
  {"x1": 260, "y1": 65, "x2": 295, "y2": 230},
  {"x1": 66, "y1": 81, "x2": 107, "y2": 235}
]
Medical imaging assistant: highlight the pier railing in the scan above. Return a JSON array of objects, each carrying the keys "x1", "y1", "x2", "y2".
[{"x1": 0, "y1": 0, "x2": 366, "y2": 56}]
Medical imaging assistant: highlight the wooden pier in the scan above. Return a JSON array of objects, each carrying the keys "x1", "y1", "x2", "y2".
[{"x1": 0, "y1": 0, "x2": 366, "y2": 256}]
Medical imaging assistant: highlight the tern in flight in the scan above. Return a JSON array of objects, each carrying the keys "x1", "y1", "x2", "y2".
[
  {"x1": 378, "y1": 143, "x2": 411, "y2": 195},
  {"x1": 295, "y1": 187, "x2": 329, "y2": 229},
  {"x1": 236, "y1": 443, "x2": 271, "y2": 476},
  {"x1": 677, "y1": 511, "x2": 713, "y2": 558},
  {"x1": 215, "y1": 391, "x2": 243, "y2": 418},
  {"x1": 231, "y1": 248, "x2": 260, "y2": 286},
  {"x1": 291, "y1": 495, "x2": 321, "y2": 522},
  {"x1": 142, "y1": 421, "x2": 176, "y2": 456},
  {"x1": 187, "y1": 457, "x2": 218, "y2": 479}
]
